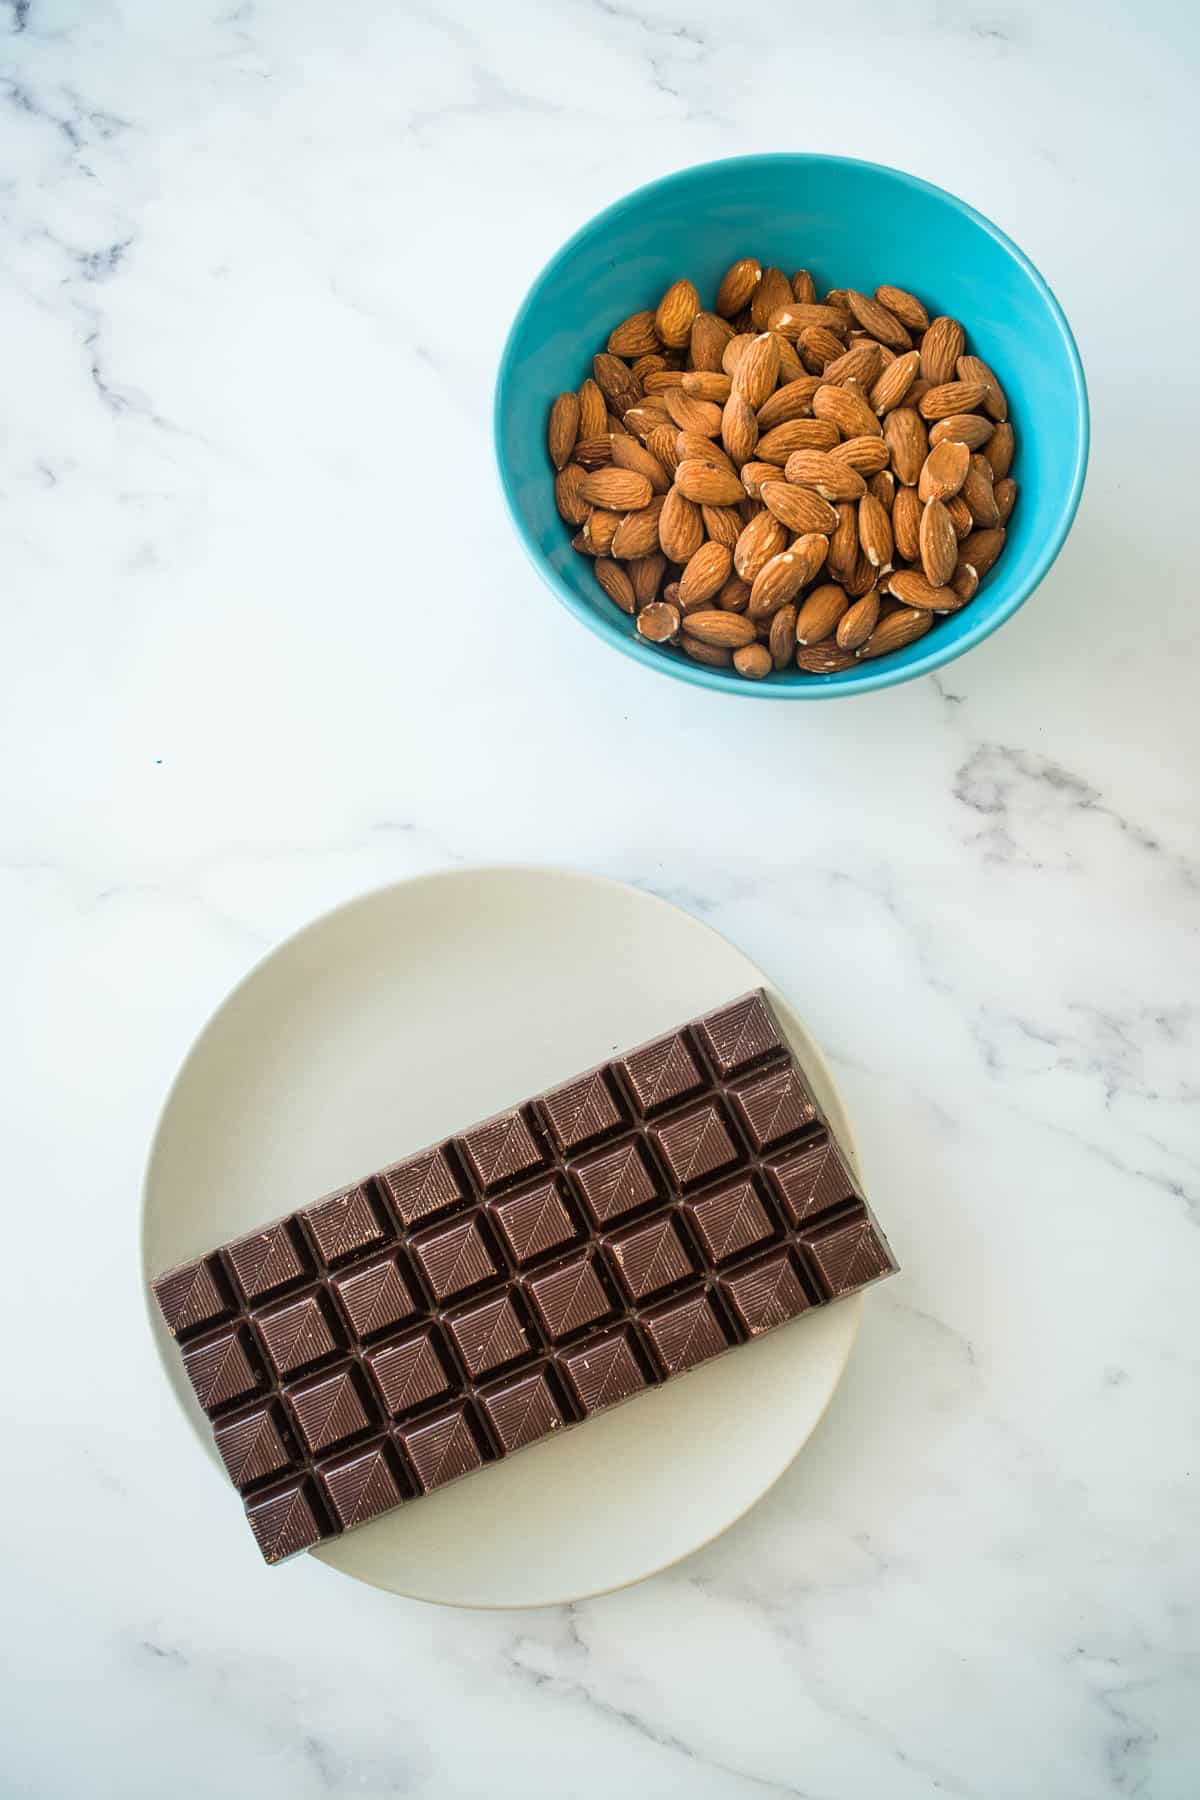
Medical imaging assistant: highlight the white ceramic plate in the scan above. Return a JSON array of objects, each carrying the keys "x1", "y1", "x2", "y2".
[{"x1": 142, "y1": 867, "x2": 863, "y2": 1608}]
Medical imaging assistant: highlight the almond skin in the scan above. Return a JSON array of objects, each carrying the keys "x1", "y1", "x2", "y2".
[
  {"x1": 554, "y1": 463, "x2": 590, "y2": 526},
  {"x1": 748, "y1": 540, "x2": 826, "y2": 617},
  {"x1": 846, "y1": 290, "x2": 911, "y2": 349},
  {"x1": 944, "y1": 494, "x2": 973, "y2": 540},
  {"x1": 957, "y1": 353, "x2": 1008, "y2": 422},
  {"x1": 579, "y1": 468, "x2": 653, "y2": 511},
  {"x1": 794, "y1": 582, "x2": 849, "y2": 644},
  {"x1": 607, "y1": 311, "x2": 660, "y2": 359},
  {"x1": 582, "y1": 508, "x2": 620, "y2": 555},
  {"x1": 636, "y1": 601, "x2": 680, "y2": 643},
  {"x1": 919, "y1": 498, "x2": 958, "y2": 587},
  {"x1": 682, "y1": 370, "x2": 733, "y2": 404},
  {"x1": 769, "y1": 601, "x2": 798, "y2": 669},
  {"x1": 751, "y1": 266, "x2": 794, "y2": 330},
  {"x1": 610, "y1": 495, "x2": 665, "y2": 559},
  {"x1": 701, "y1": 503, "x2": 744, "y2": 549},
  {"x1": 664, "y1": 388, "x2": 722, "y2": 437},
  {"x1": 758, "y1": 419, "x2": 839, "y2": 463},
  {"x1": 929, "y1": 412, "x2": 994, "y2": 451},
  {"x1": 958, "y1": 527, "x2": 1006, "y2": 577},
  {"x1": 760, "y1": 482, "x2": 838, "y2": 535},
  {"x1": 869, "y1": 349, "x2": 920, "y2": 416},
  {"x1": 858, "y1": 492, "x2": 894, "y2": 570},
  {"x1": 827, "y1": 502, "x2": 859, "y2": 583},
  {"x1": 716, "y1": 258, "x2": 762, "y2": 319},
  {"x1": 658, "y1": 487, "x2": 705, "y2": 563},
  {"x1": 734, "y1": 509, "x2": 789, "y2": 581},
  {"x1": 678, "y1": 540, "x2": 733, "y2": 606},
  {"x1": 756, "y1": 377, "x2": 822, "y2": 430},
  {"x1": 830, "y1": 436, "x2": 891, "y2": 475},
  {"x1": 919, "y1": 439, "x2": 970, "y2": 502},
  {"x1": 822, "y1": 342, "x2": 883, "y2": 389},
  {"x1": 919, "y1": 317, "x2": 965, "y2": 385},
  {"x1": 594, "y1": 559, "x2": 636, "y2": 614},
  {"x1": 547, "y1": 391, "x2": 581, "y2": 470},
  {"x1": 691, "y1": 311, "x2": 735, "y2": 371},
  {"x1": 681, "y1": 609, "x2": 757, "y2": 649},
  {"x1": 796, "y1": 641, "x2": 857, "y2": 673},
  {"x1": 733, "y1": 333, "x2": 781, "y2": 410},
  {"x1": 836, "y1": 586, "x2": 881, "y2": 649},
  {"x1": 875, "y1": 285, "x2": 929, "y2": 332},
  {"x1": 674, "y1": 458, "x2": 744, "y2": 506},
  {"x1": 577, "y1": 378, "x2": 608, "y2": 440},
  {"x1": 791, "y1": 269, "x2": 816, "y2": 303},
  {"x1": 984, "y1": 421, "x2": 1015, "y2": 479},
  {"x1": 592, "y1": 352, "x2": 641, "y2": 416},
  {"x1": 769, "y1": 302, "x2": 851, "y2": 338},
  {"x1": 885, "y1": 569, "x2": 959, "y2": 611},
  {"x1": 919, "y1": 381, "x2": 989, "y2": 421},
  {"x1": 892, "y1": 486, "x2": 923, "y2": 563},
  {"x1": 798, "y1": 325, "x2": 848, "y2": 372},
  {"x1": 733, "y1": 642, "x2": 773, "y2": 679},
  {"x1": 655, "y1": 278, "x2": 700, "y2": 349},
  {"x1": 813, "y1": 382, "x2": 882, "y2": 439},
  {"x1": 682, "y1": 637, "x2": 733, "y2": 668},
  {"x1": 716, "y1": 573, "x2": 752, "y2": 612},
  {"x1": 740, "y1": 459, "x2": 784, "y2": 500},
  {"x1": 961, "y1": 453, "x2": 1001, "y2": 527},
  {"x1": 630, "y1": 551, "x2": 667, "y2": 607},
  {"x1": 856, "y1": 608, "x2": 932, "y2": 658},
  {"x1": 784, "y1": 450, "x2": 866, "y2": 502},
  {"x1": 995, "y1": 477, "x2": 1018, "y2": 524},
  {"x1": 611, "y1": 433, "x2": 672, "y2": 495},
  {"x1": 721, "y1": 392, "x2": 759, "y2": 466},
  {"x1": 884, "y1": 407, "x2": 928, "y2": 485}
]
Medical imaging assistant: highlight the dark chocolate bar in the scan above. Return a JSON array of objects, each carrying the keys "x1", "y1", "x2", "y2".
[{"x1": 152, "y1": 991, "x2": 896, "y2": 1563}]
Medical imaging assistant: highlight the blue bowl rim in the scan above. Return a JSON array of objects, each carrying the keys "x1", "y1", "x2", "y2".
[{"x1": 494, "y1": 153, "x2": 1090, "y2": 701}]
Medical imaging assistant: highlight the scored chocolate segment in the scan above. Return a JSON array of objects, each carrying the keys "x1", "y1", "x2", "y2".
[{"x1": 151, "y1": 989, "x2": 897, "y2": 1564}]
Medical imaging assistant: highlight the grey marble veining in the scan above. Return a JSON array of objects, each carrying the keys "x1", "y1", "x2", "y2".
[{"x1": 1, "y1": 1, "x2": 1197, "y2": 1796}]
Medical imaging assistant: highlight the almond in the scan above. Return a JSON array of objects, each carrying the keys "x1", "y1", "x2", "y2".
[
  {"x1": 791, "y1": 268, "x2": 817, "y2": 303},
  {"x1": 722, "y1": 333, "x2": 756, "y2": 378},
  {"x1": 919, "y1": 316, "x2": 965, "y2": 385},
  {"x1": 681, "y1": 609, "x2": 757, "y2": 649},
  {"x1": 822, "y1": 341, "x2": 883, "y2": 388},
  {"x1": 655, "y1": 278, "x2": 700, "y2": 349},
  {"x1": 928, "y1": 412, "x2": 994, "y2": 451},
  {"x1": 919, "y1": 438, "x2": 970, "y2": 502},
  {"x1": 919, "y1": 381, "x2": 988, "y2": 421},
  {"x1": 577, "y1": 377, "x2": 608, "y2": 440},
  {"x1": 892, "y1": 486, "x2": 922, "y2": 562},
  {"x1": 594, "y1": 558, "x2": 635, "y2": 614},
  {"x1": 716, "y1": 258, "x2": 762, "y2": 319},
  {"x1": 741, "y1": 459, "x2": 784, "y2": 500},
  {"x1": 554, "y1": 463, "x2": 590, "y2": 526},
  {"x1": 858, "y1": 492, "x2": 894, "y2": 569},
  {"x1": 663, "y1": 389, "x2": 722, "y2": 437},
  {"x1": 884, "y1": 407, "x2": 928, "y2": 485},
  {"x1": 733, "y1": 333, "x2": 781, "y2": 410},
  {"x1": 813, "y1": 382, "x2": 882, "y2": 439},
  {"x1": 682, "y1": 370, "x2": 733, "y2": 405},
  {"x1": 642, "y1": 369, "x2": 683, "y2": 396},
  {"x1": 607, "y1": 311, "x2": 660, "y2": 359},
  {"x1": 961, "y1": 453, "x2": 1000, "y2": 527},
  {"x1": 579, "y1": 468, "x2": 653, "y2": 511},
  {"x1": 768, "y1": 601, "x2": 798, "y2": 669},
  {"x1": 721, "y1": 392, "x2": 759, "y2": 466},
  {"x1": 794, "y1": 581, "x2": 849, "y2": 644},
  {"x1": 919, "y1": 498, "x2": 957, "y2": 586},
  {"x1": 885, "y1": 568, "x2": 958, "y2": 611},
  {"x1": 958, "y1": 527, "x2": 1006, "y2": 578},
  {"x1": 717, "y1": 573, "x2": 752, "y2": 612},
  {"x1": 636, "y1": 600, "x2": 680, "y2": 643},
  {"x1": 875, "y1": 285, "x2": 929, "y2": 332},
  {"x1": 678, "y1": 540, "x2": 733, "y2": 606},
  {"x1": 846, "y1": 290, "x2": 911, "y2": 349},
  {"x1": 676, "y1": 430, "x2": 734, "y2": 469},
  {"x1": 761, "y1": 482, "x2": 838, "y2": 535},
  {"x1": 623, "y1": 401, "x2": 672, "y2": 442},
  {"x1": 610, "y1": 495, "x2": 665, "y2": 559},
  {"x1": 869, "y1": 469, "x2": 895, "y2": 508},
  {"x1": 701, "y1": 503, "x2": 744, "y2": 550},
  {"x1": 869, "y1": 349, "x2": 920, "y2": 416},
  {"x1": 592, "y1": 352, "x2": 641, "y2": 415},
  {"x1": 630, "y1": 551, "x2": 667, "y2": 607},
  {"x1": 995, "y1": 477, "x2": 1017, "y2": 524},
  {"x1": 611, "y1": 433, "x2": 672, "y2": 495},
  {"x1": 674, "y1": 457, "x2": 744, "y2": 506},
  {"x1": 734, "y1": 509, "x2": 789, "y2": 581},
  {"x1": 658, "y1": 487, "x2": 705, "y2": 562},
  {"x1": 783, "y1": 449, "x2": 866, "y2": 502},
  {"x1": 691, "y1": 310, "x2": 735, "y2": 371},
  {"x1": 548, "y1": 391, "x2": 581, "y2": 470},
  {"x1": 646, "y1": 424, "x2": 682, "y2": 475},
  {"x1": 751, "y1": 266, "x2": 794, "y2": 330},
  {"x1": 846, "y1": 550, "x2": 879, "y2": 598},
  {"x1": 796, "y1": 640, "x2": 857, "y2": 673},
  {"x1": 950, "y1": 560, "x2": 979, "y2": 603},
  {"x1": 836, "y1": 586, "x2": 881, "y2": 649},
  {"x1": 830, "y1": 435, "x2": 891, "y2": 476},
  {"x1": 957, "y1": 353, "x2": 1008, "y2": 422},
  {"x1": 774, "y1": 335, "x2": 807, "y2": 385},
  {"x1": 733, "y1": 643, "x2": 773, "y2": 679},
  {"x1": 748, "y1": 544, "x2": 819, "y2": 618},
  {"x1": 828, "y1": 502, "x2": 860, "y2": 583},
  {"x1": 682, "y1": 637, "x2": 733, "y2": 668},
  {"x1": 984, "y1": 421, "x2": 1014, "y2": 479},
  {"x1": 758, "y1": 419, "x2": 839, "y2": 463},
  {"x1": 770, "y1": 302, "x2": 851, "y2": 338},
  {"x1": 944, "y1": 494, "x2": 973, "y2": 540},
  {"x1": 856, "y1": 608, "x2": 932, "y2": 658},
  {"x1": 756, "y1": 377, "x2": 822, "y2": 430},
  {"x1": 635, "y1": 355, "x2": 671, "y2": 385},
  {"x1": 798, "y1": 325, "x2": 848, "y2": 372}
]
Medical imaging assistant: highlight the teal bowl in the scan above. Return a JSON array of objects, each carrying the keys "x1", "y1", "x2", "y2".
[{"x1": 495, "y1": 154, "x2": 1089, "y2": 698}]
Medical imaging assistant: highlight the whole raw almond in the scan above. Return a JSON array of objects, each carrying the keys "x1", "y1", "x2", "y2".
[
  {"x1": 869, "y1": 349, "x2": 920, "y2": 416},
  {"x1": 733, "y1": 643, "x2": 773, "y2": 680},
  {"x1": 886, "y1": 568, "x2": 958, "y2": 610},
  {"x1": 884, "y1": 407, "x2": 928, "y2": 485},
  {"x1": 674, "y1": 457, "x2": 744, "y2": 506},
  {"x1": 836, "y1": 586, "x2": 881, "y2": 649},
  {"x1": 995, "y1": 477, "x2": 1017, "y2": 524},
  {"x1": 869, "y1": 469, "x2": 895, "y2": 508},
  {"x1": 610, "y1": 495, "x2": 665, "y2": 559},
  {"x1": 756, "y1": 376, "x2": 821, "y2": 430},
  {"x1": 784, "y1": 450, "x2": 866, "y2": 502},
  {"x1": 951, "y1": 560, "x2": 979, "y2": 602},
  {"x1": 676, "y1": 430, "x2": 734, "y2": 469},
  {"x1": 962, "y1": 453, "x2": 1000, "y2": 527},
  {"x1": 767, "y1": 600, "x2": 798, "y2": 669},
  {"x1": 959, "y1": 527, "x2": 1006, "y2": 577},
  {"x1": 655, "y1": 278, "x2": 700, "y2": 349},
  {"x1": 582, "y1": 508, "x2": 620, "y2": 555},
  {"x1": 634, "y1": 354, "x2": 670, "y2": 384},
  {"x1": 646, "y1": 424, "x2": 682, "y2": 474},
  {"x1": 592, "y1": 352, "x2": 641, "y2": 415},
  {"x1": 830, "y1": 436, "x2": 891, "y2": 475},
  {"x1": 846, "y1": 290, "x2": 911, "y2": 349},
  {"x1": 701, "y1": 503, "x2": 744, "y2": 549},
  {"x1": 681, "y1": 609, "x2": 757, "y2": 649},
  {"x1": 630, "y1": 550, "x2": 667, "y2": 607},
  {"x1": 858, "y1": 492, "x2": 894, "y2": 569},
  {"x1": 791, "y1": 269, "x2": 817, "y2": 303},
  {"x1": 919, "y1": 381, "x2": 988, "y2": 421},
  {"x1": 664, "y1": 389, "x2": 722, "y2": 437},
  {"x1": 751, "y1": 266, "x2": 794, "y2": 330},
  {"x1": 734, "y1": 509, "x2": 789, "y2": 582},
  {"x1": 929, "y1": 412, "x2": 994, "y2": 451},
  {"x1": 774, "y1": 335, "x2": 807, "y2": 385},
  {"x1": 758, "y1": 419, "x2": 839, "y2": 463},
  {"x1": 919, "y1": 498, "x2": 957, "y2": 586},
  {"x1": 944, "y1": 494, "x2": 973, "y2": 539},
  {"x1": 761, "y1": 482, "x2": 839, "y2": 535},
  {"x1": 919, "y1": 317, "x2": 965, "y2": 385},
  {"x1": 611, "y1": 433, "x2": 672, "y2": 494},
  {"x1": 580, "y1": 468, "x2": 653, "y2": 511},
  {"x1": 607, "y1": 311, "x2": 660, "y2": 359},
  {"x1": 856, "y1": 608, "x2": 932, "y2": 658},
  {"x1": 682, "y1": 370, "x2": 732, "y2": 404},
  {"x1": 770, "y1": 302, "x2": 851, "y2": 338},
  {"x1": 548, "y1": 391, "x2": 580, "y2": 470},
  {"x1": 682, "y1": 637, "x2": 733, "y2": 668},
  {"x1": 794, "y1": 581, "x2": 849, "y2": 644},
  {"x1": 741, "y1": 459, "x2": 784, "y2": 500},
  {"x1": 748, "y1": 545, "x2": 819, "y2": 618},
  {"x1": 623, "y1": 401, "x2": 672, "y2": 442},
  {"x1": 717, "y1": 573, "x2": 752, "y2": 612},
  {"x1": 984, "y1": 421, "x2": 1015, "y2": 479},
  {"x1": 722, "y1": 333, "x2": 756, "y2": 378},
  {"x1": 957, "y1": 353, "x2": 1008, "y2": 422},
  {"x1": 733, "y1": 333, "x2": 781, "y2": 410},
  {"x1": 919, "y1": 438, "x2": 970, "y2": 502},
  {"x1": 813, "y1": 383, "x2": 882, "y2": 439},
  {"x1": 828, "y1": 502, "x2": 859, "y2": 583},
  {"x1": 892, "y1": 486, "x2": 922, "y2": 562},
  {"x1": 658, "y1": 487, "x2": 705, "y2": 562},
  {"x1": 721, "y1": 392, "x2": 759, "y2": 466},
  {"x1": 844, "y1": 550, "x2": 878, "y2": 598},
  {"x1": 875, "y1": 285, "x2": 929, "y2": 332},
  {"x1": 798, "y1": 325, "x2": 848, "y2": 372},
  {"x1": 577, "y1": 377, "x2": 608, "y2": 441},
  {"x1": 822, "y1": 341, "x2": 883, "y2": 388},
  {"x1": 555, "y1": 463, "x2": 590, "y2": 526},
  {"x1": 679, "y1": 540, "x2": 734, "y2": 606},
  {"x1": 642, "y1": 369, "x2": 683, "y2": 396},
  {"x1": 716, "y1": 258, "x2": 762, "y2": 319},
  {"x1": 796, "y1": 641, "x2": 857, "y2": 673},
  {"x1": 636, "y1": 600, "x2": 680, "y2": 643},
  {"x1": 594, "y1": 559, "x2": 636, "y2": 614}
]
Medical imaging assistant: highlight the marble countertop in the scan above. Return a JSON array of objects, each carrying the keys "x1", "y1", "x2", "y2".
[{"x1": 3, "y1": 2, "x2": 1196, "y2": 1795}]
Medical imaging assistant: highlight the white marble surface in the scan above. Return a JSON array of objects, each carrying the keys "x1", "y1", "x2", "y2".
[{"x1": 2, "y1": 1, "x2": 1196, "y2": 1794}]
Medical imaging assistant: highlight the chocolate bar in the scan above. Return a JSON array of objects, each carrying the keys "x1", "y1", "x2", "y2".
[{"x1": 152, "y1": 991, "x2": 896, "y2": 1563}]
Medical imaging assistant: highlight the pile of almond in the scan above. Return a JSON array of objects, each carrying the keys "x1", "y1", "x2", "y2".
[{"x1": 547, "y1": 260, "x2": 1015, "y2": 680}]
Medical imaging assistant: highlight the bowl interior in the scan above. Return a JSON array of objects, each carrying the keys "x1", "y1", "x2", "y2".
[{"x1": 496, "y1": 155, "x2": 1087, "y2": 697}]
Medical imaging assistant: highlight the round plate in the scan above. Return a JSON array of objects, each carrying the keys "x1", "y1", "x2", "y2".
[{"x1": 142, "y1": 868, "x2": 862, "y2": 1608}]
